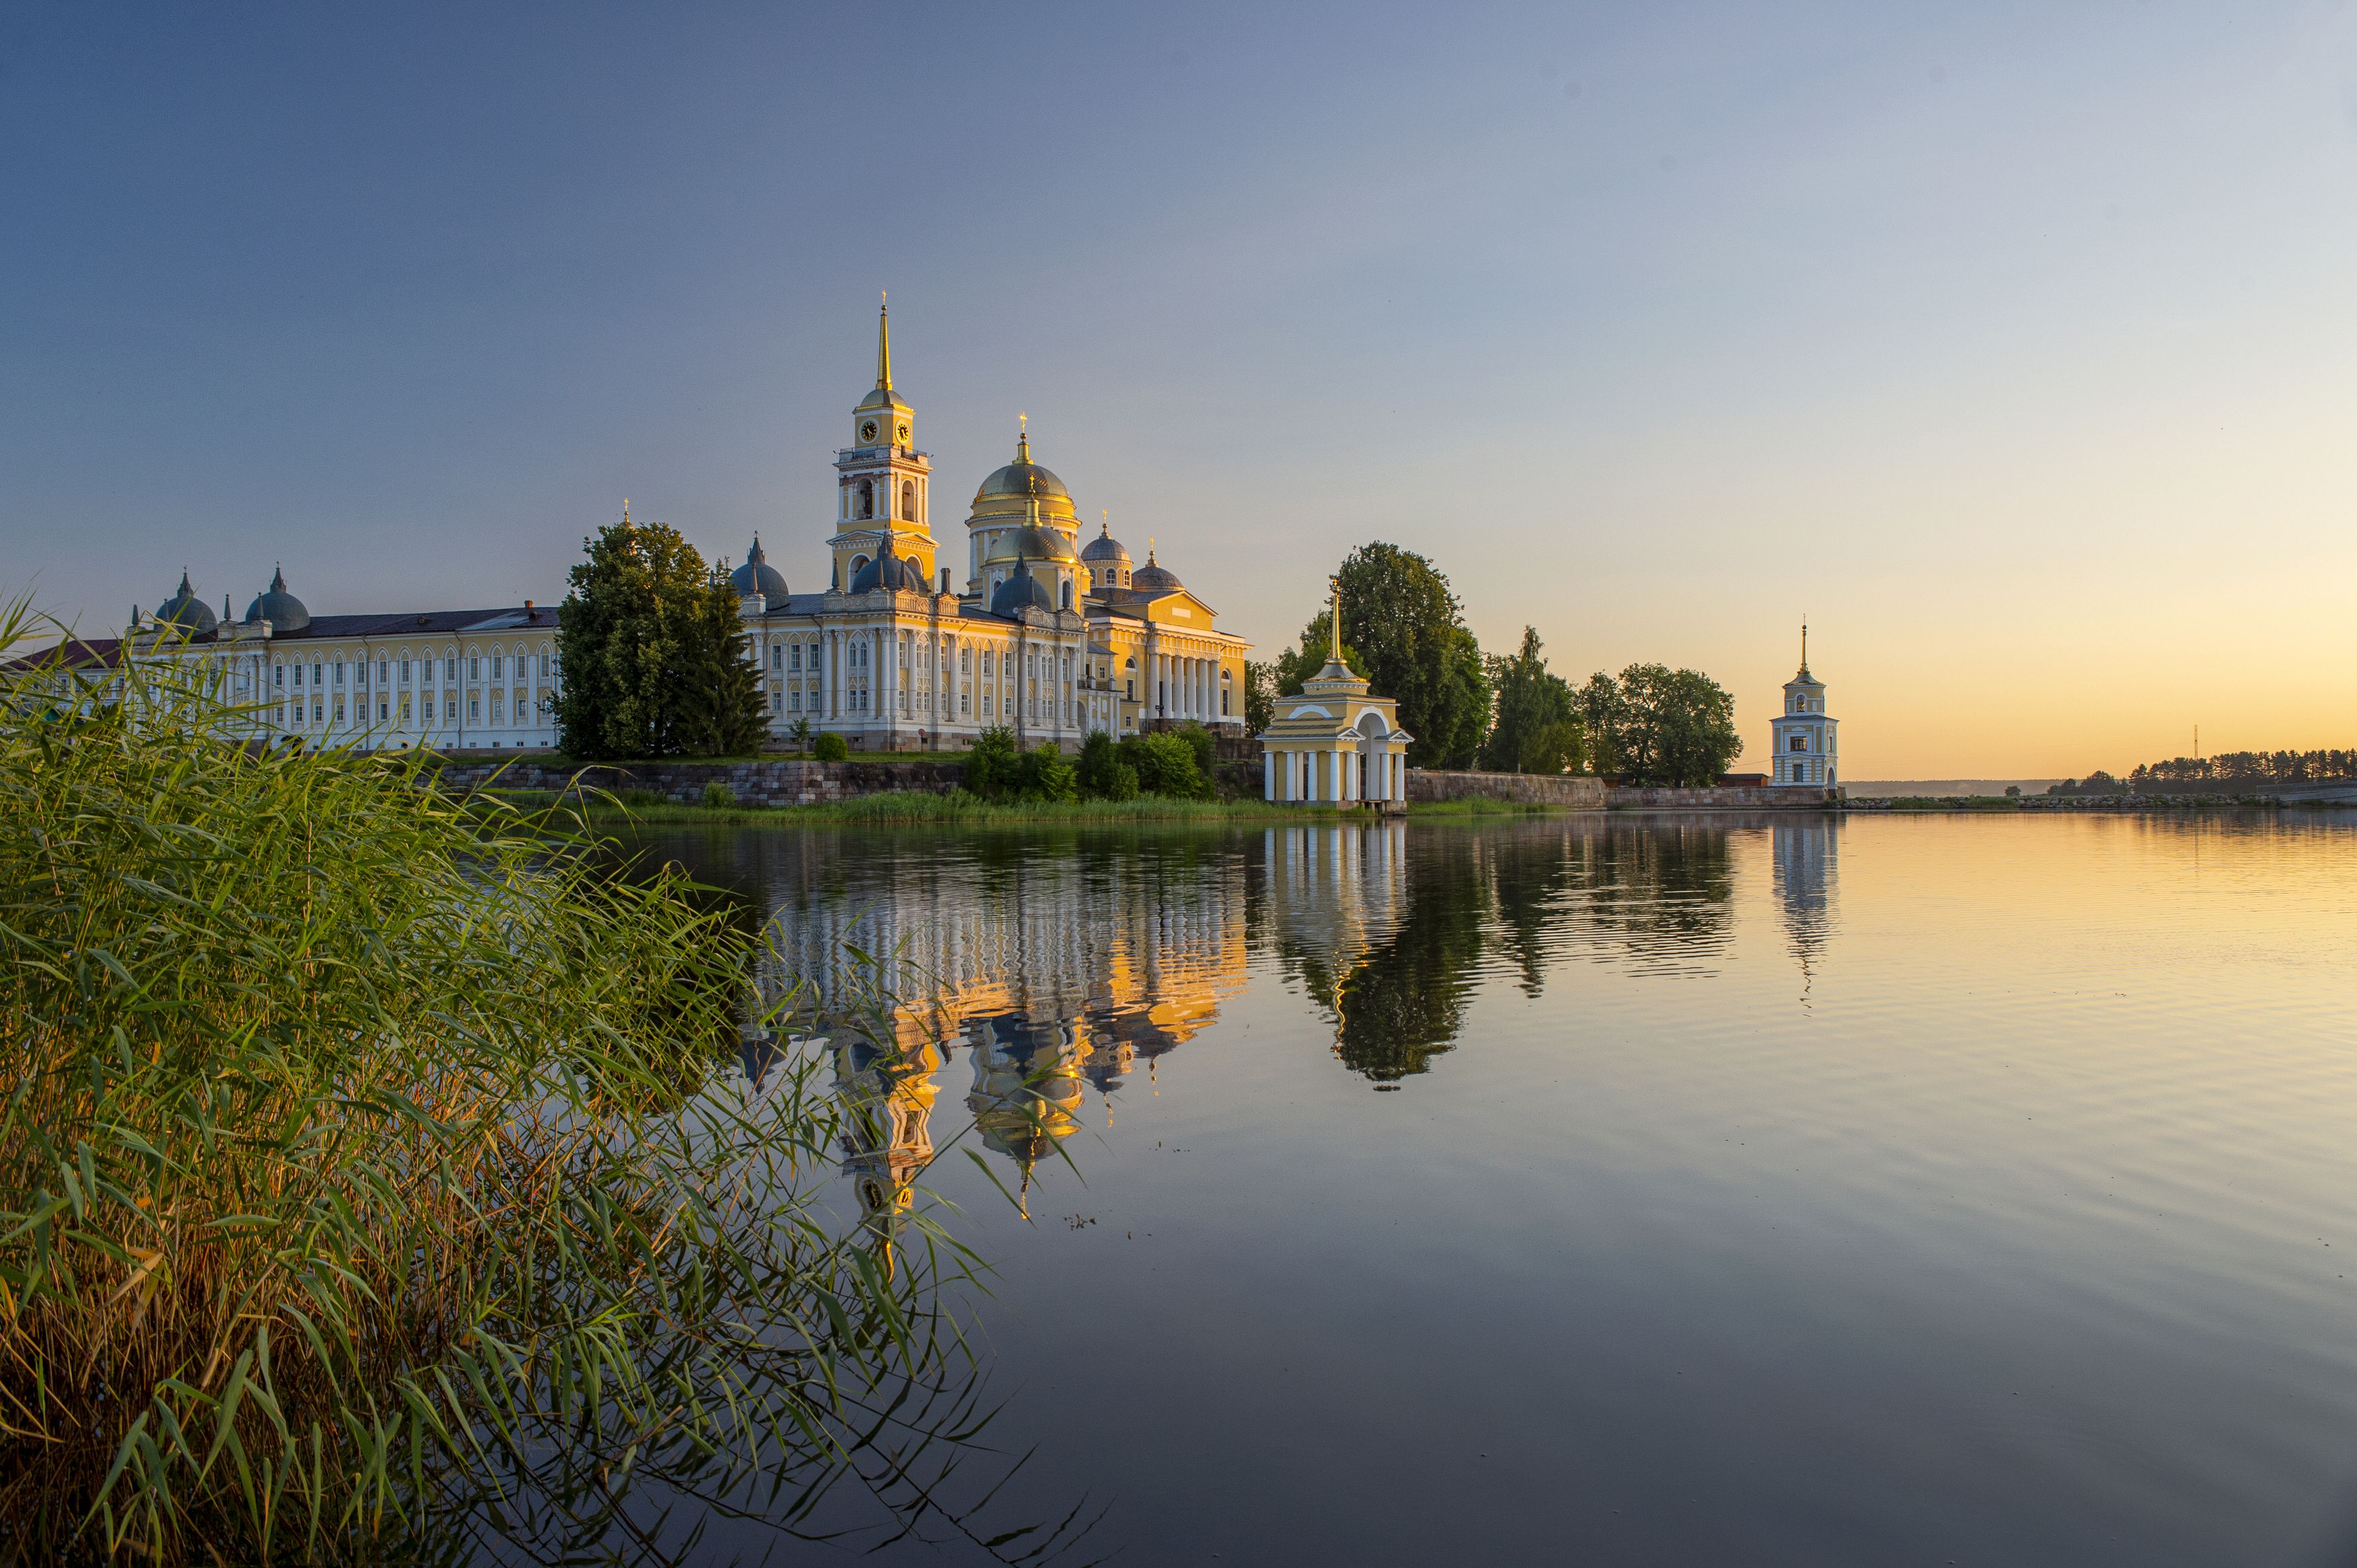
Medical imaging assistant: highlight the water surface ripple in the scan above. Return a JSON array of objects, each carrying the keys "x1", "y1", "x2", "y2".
[{"x1": 642, "y1": 812, "x2": 2357, "y2": 1567}]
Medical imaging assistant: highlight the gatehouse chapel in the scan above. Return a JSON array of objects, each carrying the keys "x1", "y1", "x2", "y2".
[{"x1": 75, "y1": 303, "x2": 1251, "y2": 753}]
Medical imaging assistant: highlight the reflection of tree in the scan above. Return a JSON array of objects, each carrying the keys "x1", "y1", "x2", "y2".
[
  {"x1": 1573, "y1": 823, "x2": 1736, "y2": 976},
  {"x1": 1330, "y1": 851, "x2": 1489, "y2": 1080}
]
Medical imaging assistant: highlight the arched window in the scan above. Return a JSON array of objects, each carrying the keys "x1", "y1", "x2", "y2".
[
  {"x1": 900, "y1": 480, "x2": 915, "y2": 520},
  {"x1": 1061, "y1": 578, "x2": 1073, "y2": 610},
  {"x1": 857, "y1": 479, "x2": 873, "y2": 519}
]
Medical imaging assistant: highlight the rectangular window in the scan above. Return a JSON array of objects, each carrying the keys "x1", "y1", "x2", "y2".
[
  {"x1": 469, "y1": 658, "x2": 480, "y2": 680},
  {"x1": 788, "y1": 644, "x2": 801, "y2": 671},
  {"x1": 789, "y1": 690, "x2": 801, "y2": 712},
  {"x1": 469, "y1": 699, "x2": 480, "y2": 720},
  {"x1": 1790, "y1": 736, "x2": 1806, "y2": 751},
  {"x1": 378, "y1": 702, "x2": 389, "y2": 722},
  {"x1": 399, "y1": 696, "x2": 409, "y2": 721},
  {"x1": 334, "y1": 702, "x2": 345, "y2": 724},
  {"x1": 335, "y1": 662, "x2": 345, "y2": 687},
  {"x1": 273, "y1": 664, "x2": 284, "y2": 687},
  {"x1": 312, "y1": 703, "x2": 322, "y2": 723},
  {"x1": 960, "y1": 692, "x2": 969, "y2": 715}
]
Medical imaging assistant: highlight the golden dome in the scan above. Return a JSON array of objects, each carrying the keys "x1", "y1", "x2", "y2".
[
  {"x1": 983, "y1": 523, "x2": 1077, "y2": 566},
  {"x1": 969, "y1": 430, "x2": 1076, "y2": 524}
]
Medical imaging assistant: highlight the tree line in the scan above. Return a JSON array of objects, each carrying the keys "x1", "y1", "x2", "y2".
[
  {"x1": 1248, "y1": 542, "x2": 1744, "y2": 785},
  {"x1": 2049, "y1": 748, "x2": 2357, "y2": 796}
]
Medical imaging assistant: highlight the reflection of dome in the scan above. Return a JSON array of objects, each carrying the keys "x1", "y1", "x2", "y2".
[
  {"x1": 969, "y1": 431, "x2": 1077, "y2": 525},
  {"x1": 155, "y1": 572, "x2": 218, "y2": 634},
  {"x1": 850, "y1": 543, "x2": 928, "y2": 594},
  {"x1": 729, "y1": 536, "x2": 789, "y2": 601},
  {"x1": 984, "y1": 524, "x2": 1077, "y2": 566},
  {"x1": 244, "y1": 566, "x2": 311, "y2": 632},
  {"x1": 991, "y1": 568, "x2": 1057, "y2": 615},
  {"x1": 1129, "y1": 549, "x2": 1182, "y2": 592}
]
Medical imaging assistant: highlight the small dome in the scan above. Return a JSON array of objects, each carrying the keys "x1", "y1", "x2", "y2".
[
  {"x1": 991, "y1": 568, "x2": 1057, "y2": 616},
  {"x1": 155, "y1": 571, "x2": 218, "y2": 634},
  {"x1": 1080, "y1": 522, "x2": 1131, "y2": 567},
  {"x1": 243, "y1": 566, "x2": 311, "y2": 632},
  {"x1": 855, "y1": 383, "x2": 911, "y2": 415},
  {"x1": 729, "y1": 536, "x2": 790, "y2": 601},
  {"x1": 1129, "y1": 549, "x2": 1182, "y2": 592},
  {"x1": 849, "y1": 544, "x2": 927, "y2": 595},
  {"x1": 985, "y1": 523, "x2": 1077, "y2": 566}
]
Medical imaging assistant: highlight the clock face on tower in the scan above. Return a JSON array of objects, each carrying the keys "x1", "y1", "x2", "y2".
[
  {"x1": 859, "y1": 419, "x2": 879, "y2": 442},
  {"x1": 895, "y1": 421, "x2": 910, "y2": 445}
]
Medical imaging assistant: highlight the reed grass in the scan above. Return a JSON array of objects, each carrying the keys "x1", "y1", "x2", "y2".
[{"x1": 0, "y1": 605, "x2": 1080, "y2": 1565}]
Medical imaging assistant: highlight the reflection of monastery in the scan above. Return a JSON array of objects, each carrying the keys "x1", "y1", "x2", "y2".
[{"x1": 745, "y1": 846, "x2": 1251, "y2": 1211}]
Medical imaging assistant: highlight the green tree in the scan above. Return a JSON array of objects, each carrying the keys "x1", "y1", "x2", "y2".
[
  {"x1": 1578, "y1": 672, "x2": 1627, "y2": 777},
  {"x1": 1076, "y1": 730, "x2": 1139, "y2": 800},
  {"x1": 1479, "y1": 626, "x2": 1583, "y2": 774},
  {"x1": 1600, "y1": 663, "x2": 1741, "y2": 785},
  {"x1": 1242, "y1": 659, "x2": 1277, "y2": 733},
  {"x1": 812, "y1": 730, "x2": 849, "y2": 762},
  {"x1": 787, "y1": 716, "x2": 814, "y2": 755},
  {"x1": 1331, "y1": 543, "x2": 1490, "y2": 768},
  {"x1": 556, "y1": 516, "x2": 764, "y2": 759},
  {"x1": 1273, "y1": 609, "x2": 1366, "y2": 697}
]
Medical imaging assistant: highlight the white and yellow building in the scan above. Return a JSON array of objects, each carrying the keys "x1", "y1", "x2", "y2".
[{"x1": 55, "y1": 303, "x2": 1249, "y2": 754}]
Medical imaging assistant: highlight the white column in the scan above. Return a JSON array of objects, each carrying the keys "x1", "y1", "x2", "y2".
[{"x1": 1264, "y1": 749, "x2": 1276, "y2": 801}]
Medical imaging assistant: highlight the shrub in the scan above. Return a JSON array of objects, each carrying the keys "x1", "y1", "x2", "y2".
[
  {"x1": 813, "y1": 730, "x2": 850, "y2": 762},
  {"x1": 1016, "y1": 742, "x2": 1080, "y2": 803},
  {"x1": 1121, "y1": 730, "x2": 1209, "y2": 798},
  {"x1": 702, "y1": 778, "x2": 737, "y2": 807},
  {"x1": 618, "y1": 785, "x2": 664, "y2": 807},
  {"x1": 1099, "y1": 760, "x2": 1140, "y2": 802},
  {"x1": 1076, "y1": 729, "x2": 1121, "y2": 796},
  {"x1": 963, "y1": 724, "x2": 1020, "y2": 799}
]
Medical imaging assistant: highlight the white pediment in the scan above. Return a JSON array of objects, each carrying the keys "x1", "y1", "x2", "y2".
[{"x1": 1286, "y1": 704, "x2": 1333, "y2": 720}]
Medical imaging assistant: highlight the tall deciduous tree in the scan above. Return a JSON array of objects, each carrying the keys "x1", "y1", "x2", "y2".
[
  {"x1": 556, "y1": 516, "x2": 765, "y2": 760},
  {"x1": 1584, "y1": 662, "x2": 1741, "y2": 785},
  {"x1": 1480, "y1": 626, "x2": 1584, "y2": 774},
  {"x1": 1302, "y1": 543, "x2": 1490, "y2": 768}
]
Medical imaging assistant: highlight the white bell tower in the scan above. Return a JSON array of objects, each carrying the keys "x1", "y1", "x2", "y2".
[
  {"x1": 1770, "y1": 623, "x2": 1838, "y2": 787},
  {"x1": 828, "y1": 296, "x2": 936, "y2": 592}
]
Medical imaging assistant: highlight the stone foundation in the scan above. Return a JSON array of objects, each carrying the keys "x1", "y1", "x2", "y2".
[
  {"x1": 431, "y1": 758, "x2": 964, "y2": 807},
  {"x1": 1606, "y1": 784, "x2": 1839, "y2": 810},
  {"x1": 1407, "y1": 770, "x2": 1607, "y2": 809}
]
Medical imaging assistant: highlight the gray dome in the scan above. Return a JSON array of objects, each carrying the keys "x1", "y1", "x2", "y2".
[
  {"x1": 1129, "y1": 551, "x2": 1182, "y2": 592},
  {"x1": 1080, "y1": 523, "x2": 1131, "y2": 566},
  {"x1": 243, "y1": 566, "x2": 311, "y2": 633},
  {"x1": 156, "y1": 572, "x2": 218, "y2": 634},
  {"x1": 849, "y1": 545, "x2": 927, "y2": 595},
  {"x1": 990, "y1": 568, "x2": 1057, "y2": 616},
  {"x1": 729, "y1": 537, "x2": 790, "y2": 601},
  {"x1": 984, "y1": 524, "x2": 1077, "y2": 566}
]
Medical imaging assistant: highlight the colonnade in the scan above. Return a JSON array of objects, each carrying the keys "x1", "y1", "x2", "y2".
[
  {"x1": 1262, "y1": 741, "x2": 1407, "y2": 805},
  {"x1": 1150, "y1": 650, "x2": 1228, "y2": 723}
]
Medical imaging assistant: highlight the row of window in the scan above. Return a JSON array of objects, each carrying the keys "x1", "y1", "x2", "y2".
[
  {"x1": 275, "y1": 692, "x2": 542, "y2": 728},
  {"x1": 274, "y1": 654, "x2": 556, "y2": 689}
]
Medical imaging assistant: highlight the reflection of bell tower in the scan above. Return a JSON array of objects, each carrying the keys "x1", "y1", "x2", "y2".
[
  {"x1": 829, "y1": 296, "x2": 937, "y2": 592},
  {"x1": 1772, "y1": 819, "x2": 1839, "y2": 1005}
]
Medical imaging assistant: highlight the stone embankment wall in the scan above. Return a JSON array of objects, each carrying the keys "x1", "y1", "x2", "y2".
[
  {"x1": 1405, "y1": 771, "x2": 1838, "y2": 811},
  {"x1": 1407, "y1": 770, "x2": 1607, "y2": 809},
  {"x1": 1607, "y1": 784, "x2": 1838, "y2": 810},
  {"x1": 432, "y1": 758, "x2": 965, "y2": 807}
]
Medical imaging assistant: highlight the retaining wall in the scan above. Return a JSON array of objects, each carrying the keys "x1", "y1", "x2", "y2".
[
  {"x1": 1606, "y1": 784, "x2": 1839, "y2": 810},
  {"x1": 1407, "y1": 770, "x2": 1607, "y2": 809},
  {"x1": 432, "y1": 758, "x2": 965, "y2": 807}
]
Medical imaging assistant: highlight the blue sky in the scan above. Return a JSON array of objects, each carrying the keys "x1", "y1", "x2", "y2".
[{"x1": 7, "y1": 2, "x2": 2356, "y2": 774}]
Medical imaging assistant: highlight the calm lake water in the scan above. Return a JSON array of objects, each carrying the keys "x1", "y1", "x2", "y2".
[{"x1": 641, "y1": 811, "x2": 2357, "y2": 1566}]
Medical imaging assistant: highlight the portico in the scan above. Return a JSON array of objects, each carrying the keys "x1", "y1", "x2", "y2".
[{"x1": 1257, "y1": 577, "x2": 1412, "y2": 809}]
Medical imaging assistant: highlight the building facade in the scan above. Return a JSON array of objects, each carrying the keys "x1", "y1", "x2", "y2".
[
  {"x1": 1770, "y1": 627, "x2": 1838, "y2": 786},
  {"x1": 63, "y1": 304, "x2": 1249, "y2": 755}
]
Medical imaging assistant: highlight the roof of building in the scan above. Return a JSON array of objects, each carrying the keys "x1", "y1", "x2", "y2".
[
  {"x1": 265, "y1": 607, "x2": 556, "y2": 642},
  {"x1": 730, "y1": 536, "x2": 791, "y2": 601},
  {"x1": 243, "y1": 567, "x2": 312, "y2": 633},
  {"x1": 985, "y1": 522, "x2": 1077, "y2": 566},
  {"x1": 1080, "y1": 522, "x2": 1131, "y2": 565},
  {"x1": 990, "y1": 568, "x2": 1057, "y2": 616},
  {"x1": 1129, "y1": 549, "x2": 1182, "y2": 591},
  {"x1": 156, "y1": 572, "x2": 219, "y2": 634}
]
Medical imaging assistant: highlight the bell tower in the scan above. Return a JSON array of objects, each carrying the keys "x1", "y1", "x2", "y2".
[{"x1": 829, "y1": 296, "x2": 937, "y2": 594}]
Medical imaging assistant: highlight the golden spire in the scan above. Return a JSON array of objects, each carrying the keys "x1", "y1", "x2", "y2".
[
  {"x1": 1799, "y1": 616, "x2": 1810, "y2": 677},
  {"x1": 1016, "y1": 413, "x2": 1029, "y2": 465},
  {"x1": 622, "y1": 498, "x2": 631, "y2": 526},
  {"x1": 1329, "y1": 574, "x2": 1343, "y2": 662},
  {"x1": 876, "y1": 292, "x2": 892, "y2": 390}
]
